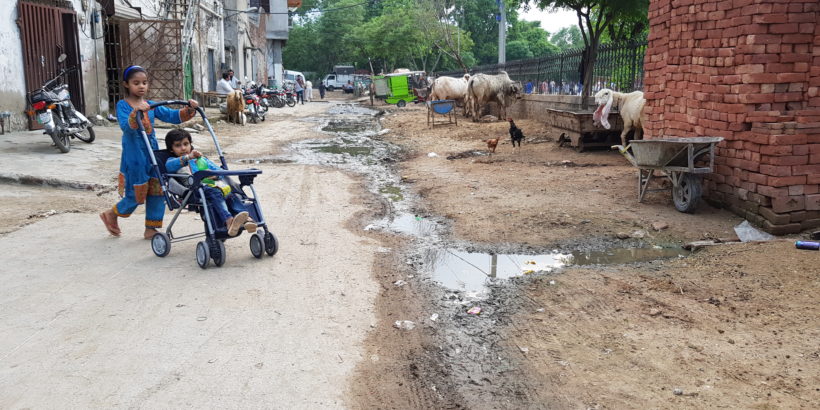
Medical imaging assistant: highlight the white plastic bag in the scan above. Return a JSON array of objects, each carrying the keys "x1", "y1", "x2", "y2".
[{"x1": 734, "y1": 220, "x2": 774, "y2": 242}]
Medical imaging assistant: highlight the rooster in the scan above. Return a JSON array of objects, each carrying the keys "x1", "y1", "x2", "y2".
[
  {"x1": 484, "y1": 138, "x2": 500, "y2": 155},
  {"x1": 508, "y1": 118, "x2": 525, "y2": 151}
]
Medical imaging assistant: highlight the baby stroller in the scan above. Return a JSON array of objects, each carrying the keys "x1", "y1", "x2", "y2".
[{"x1": 138, "y1": 101, "x2": 278, "y2": 268}]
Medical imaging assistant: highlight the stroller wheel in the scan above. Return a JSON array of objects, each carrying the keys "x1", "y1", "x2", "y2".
[
  {"x1": 264, "y1": 230, "x2": 279, "y2": 256},
  {"x1": 211, "y1": 239, "x2": 226, "y2": 267},
  {"x1": 196, "y1": 241, "x2": 210, "y2": 269},
  {"x1": 250, "y1": 232, "x2": 264, "y2": 258},
  {"x1": 151, "y1": 232, "x2": 171, "y2": 257}
]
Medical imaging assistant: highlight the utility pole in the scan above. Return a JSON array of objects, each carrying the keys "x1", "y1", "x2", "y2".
[{"x1": 497, "y1": 0, "x2": 506, "y2": 64}]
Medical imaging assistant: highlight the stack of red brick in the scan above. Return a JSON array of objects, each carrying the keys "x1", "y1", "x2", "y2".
[{"x1": 643, "y1": 0, "x2": 820, "y2": 234}]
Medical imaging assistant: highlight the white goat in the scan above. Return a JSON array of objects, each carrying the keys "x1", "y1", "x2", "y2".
[{"x1": 592, "y1": 89, "x2": 645, "y2": 146}]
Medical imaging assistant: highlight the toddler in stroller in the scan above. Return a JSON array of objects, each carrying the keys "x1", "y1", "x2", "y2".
[
  {"x1": 164, "y1": 129, "x2": 256, "y2": 237},
  {"x1": 139, "y1": 100, "x2": 278, "y2": 268}
]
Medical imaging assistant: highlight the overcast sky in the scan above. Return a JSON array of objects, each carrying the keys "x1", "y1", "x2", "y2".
[{"x1": 517, "y1": 6, "x2": 578, "y2": 32}]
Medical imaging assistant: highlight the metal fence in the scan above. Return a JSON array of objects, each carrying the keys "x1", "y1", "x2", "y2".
[{"x1": 437, "y1": 39, "x2": 647, "y2": 96}]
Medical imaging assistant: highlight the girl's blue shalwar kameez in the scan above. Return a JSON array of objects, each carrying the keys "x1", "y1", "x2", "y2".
[{"x1": 112, "y1": 100, "x2": 194, "y2": 228}]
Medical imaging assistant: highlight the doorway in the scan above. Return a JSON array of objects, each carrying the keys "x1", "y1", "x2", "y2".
[
  {"x1": 18, "y1": 1, "x2": 85, "y2": 129},
  {"x1": 207, "y1": 49, "x2": 216, "y2": 92}
]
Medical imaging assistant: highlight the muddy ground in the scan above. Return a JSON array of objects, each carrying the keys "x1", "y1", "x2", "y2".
[
  {"x1": 363, "y1": 101, "x2": 819, "y2": 408},
  {"x1": 3, "y1": 95, "x2": 817, "y2": 408}
]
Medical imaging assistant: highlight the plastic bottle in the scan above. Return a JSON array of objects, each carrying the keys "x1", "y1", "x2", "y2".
[{"x1": 795, "y1": 241, "x2": 820, "y2": 250}]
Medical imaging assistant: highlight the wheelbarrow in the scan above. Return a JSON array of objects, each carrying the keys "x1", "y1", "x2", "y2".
[
  {"x1": 612, "y1": 137, "x2": 724, "y2": 213},
  {"x1": 427, "y1": 99, "x2": 458, "y2": 127}
]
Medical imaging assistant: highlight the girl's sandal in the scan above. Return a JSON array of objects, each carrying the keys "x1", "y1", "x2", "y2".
[{"x1": 100, "y1": 212, "x2": 121, "y2": 236}]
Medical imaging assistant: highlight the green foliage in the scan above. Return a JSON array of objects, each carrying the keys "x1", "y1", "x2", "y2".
[
  {"x1": 506, "y1": 40, "x2": 533, "y2": 60},
  {"x1": 508, "y1": 20, "x2": 559, "y2": 56},
  {"x1": 550, "y1": 25, "x2": 584, "y2": 50}
]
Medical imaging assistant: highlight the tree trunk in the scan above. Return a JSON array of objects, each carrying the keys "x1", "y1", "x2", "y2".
[{"x1": 581, "y1": 37, "x2": 600, "y2": 109}]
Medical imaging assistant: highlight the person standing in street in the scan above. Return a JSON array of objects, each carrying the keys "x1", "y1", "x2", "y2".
[
  {"x1": 99, "y1": 65, "x2": 198, "y2": 239},
  {"x1": 304, "y1": 80, "x2": 313, "y2": 103},
  {"x1": 318, "y1": 81, "x2": 326, "y2": 99},
  {"x1": 295, "y1": 75, "x2": 305, "y2": 105}
]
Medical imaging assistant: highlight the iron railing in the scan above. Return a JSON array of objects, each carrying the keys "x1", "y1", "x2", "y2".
[{"x1": 437, "y1": 39, "x2": 647, "y2": 96}]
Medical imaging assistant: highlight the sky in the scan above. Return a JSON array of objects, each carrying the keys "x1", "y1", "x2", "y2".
[{"x1": 517, "y1": 6, "x2": 578, "y2": 32}]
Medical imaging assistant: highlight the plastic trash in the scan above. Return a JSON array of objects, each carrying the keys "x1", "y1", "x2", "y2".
[
  {"x1": 430, "y1": 313, "x2": 439, "y2": 322},
  {"x1": 393, "y1": 320, "x2": 415, "y2": 330},
  {"x1": 467, "y1": 306, "x2": 481, "y2": 315},
  {"x1": 734, "y1": 220, "x2": 775, "y2": 242},
  {"x1": 393, "y1": 279, "x2": 407, "y2": 287},
  {"x1": 795, "y1": 241, "x2": 820, "y2": 250},
  {"x1": 427, "y1": 152, "x2": 438, "y2": 157}
]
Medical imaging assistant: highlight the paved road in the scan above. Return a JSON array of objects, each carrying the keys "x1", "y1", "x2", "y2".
[{"x1": 0, "y1": 103, "x2": 380, "y2": 408}]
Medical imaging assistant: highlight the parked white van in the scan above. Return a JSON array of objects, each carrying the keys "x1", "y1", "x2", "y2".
[{"x1": 283, "y1": 70, "x2": 305, "y2": 87}]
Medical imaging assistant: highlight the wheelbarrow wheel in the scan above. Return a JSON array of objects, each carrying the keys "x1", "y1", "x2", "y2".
[{"x1": 673, "y1": 173, "x2": 702, "y2": 213}]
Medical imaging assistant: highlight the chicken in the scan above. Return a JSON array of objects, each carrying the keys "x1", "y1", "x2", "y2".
[
  {"x1": 484, "y1": 138, "x2": 500, "y2": 155},
  {"x1": 508, "y1": 118, "x2": 525, "y2": 149}
]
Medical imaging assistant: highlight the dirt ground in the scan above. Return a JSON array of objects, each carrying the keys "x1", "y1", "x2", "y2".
[
  {"x1": 369, "y1": 101, "x2": 819, "y2": 408},
  {"x1": 3, "y1": 95, "x2": 816, "y2": 408}
]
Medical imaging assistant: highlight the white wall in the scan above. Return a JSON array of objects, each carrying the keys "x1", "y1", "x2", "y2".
[{"x1": 0, "y1": 4, "x2": 33, "y2": 131}]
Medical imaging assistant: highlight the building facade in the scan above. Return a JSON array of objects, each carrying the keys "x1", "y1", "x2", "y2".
[
  {"x1": 1, "y1": 0, "x2": 293, "y2": 132},
  {"x1": 643, "y1": 0, "x2": 820, "y2": 233}
]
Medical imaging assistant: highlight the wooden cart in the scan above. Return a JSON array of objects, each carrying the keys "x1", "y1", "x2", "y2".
[{"x1": 547, "y1": 107, "x2": 624, "y2": 152}]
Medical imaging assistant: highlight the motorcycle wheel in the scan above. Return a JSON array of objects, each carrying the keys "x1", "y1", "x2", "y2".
[
  {"x1": 250, "y1": 106, "x2": 258, "y2": 123},
  {"x1": 286, "y1": 97, "x2": 296, "y2": 107},
  {"x1": 50, "y1": 131, "x2": 70, "y2": 153},
  {"x1": 74, "y1": 125, "x2": 95, "y2": 143},
  {"x1": 49, "y1": 116, "x2": 70, "y2": 153},
  {"x1": 274, "y1": 98, "x2": 285, "y2": 108}
]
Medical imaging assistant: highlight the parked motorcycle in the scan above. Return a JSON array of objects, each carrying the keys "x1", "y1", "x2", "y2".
[
  {"x1": 284, "y1": 87, "x2": 297, "y2": 107},
  {"x1": 243, "y1": 83, "x2": 266, "y2": 123},
  {"x1": 28, "y1": 54, "x2": 95, "y2": 153}
]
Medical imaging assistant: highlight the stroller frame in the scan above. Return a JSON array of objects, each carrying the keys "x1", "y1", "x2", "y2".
[{"x1": 137, "y1": 100, "x2": 278, "y2": 268}]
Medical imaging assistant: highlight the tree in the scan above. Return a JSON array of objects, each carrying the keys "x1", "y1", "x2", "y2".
[
  {"x1": 417, "y1": 0, "x2": 477, "y2": 72},
  {"x1": 549, "y1": 25, "x2": 584, "y2": 50},
  {"x1": 508, "y1": 20, "x2": 559, "y2": 57},
  {"x1": 522, "y1": 0, "x2": 648, "y2": 99},
  {"x1": 506, "y1": 40, "x2": 533, "y2": 60}
]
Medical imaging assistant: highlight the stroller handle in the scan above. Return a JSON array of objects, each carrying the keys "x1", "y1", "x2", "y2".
[{"x1": 135, "y1": 99, "x2": 226, "y2": 170}]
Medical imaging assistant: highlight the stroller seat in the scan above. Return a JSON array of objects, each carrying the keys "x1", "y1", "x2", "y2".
[{"x1": 153, "y1": 149, "x2": 199, "y2": 209}]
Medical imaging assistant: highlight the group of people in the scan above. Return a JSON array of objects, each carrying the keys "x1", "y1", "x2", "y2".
[
  {"x1": 99, "y1": 65, "x2": 256, "y2": 239},
  {"x1": 215, "y1": 68, "x2": 316, "y2": 105}
]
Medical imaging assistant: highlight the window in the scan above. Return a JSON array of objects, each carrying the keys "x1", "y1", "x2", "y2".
[{"x1": 250, "y1": 0, "x2": 270, "y2": 13}]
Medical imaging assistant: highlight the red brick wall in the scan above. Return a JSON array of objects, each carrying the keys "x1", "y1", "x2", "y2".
[{"x1": 643, "y1": 0, "x2": 820, "y2": 234}]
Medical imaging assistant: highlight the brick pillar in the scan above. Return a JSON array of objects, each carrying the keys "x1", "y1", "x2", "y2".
[{"x1": 644, "y1": 0, "x2": 820, "y2": 234}]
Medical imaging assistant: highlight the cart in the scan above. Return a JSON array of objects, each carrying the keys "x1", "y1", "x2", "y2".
[
  {"x1": 427, "y1": 100, "x2": 457, "y2": 127},
  {"x1": 371, "y1": 71, "x2": 425, "y2": 107},
  {"x1": 613, "y1": 137, "x2": 724, "y2": 213},
  {"x1": 548, "y1": 107, "x2": 624, "y2": 152}
]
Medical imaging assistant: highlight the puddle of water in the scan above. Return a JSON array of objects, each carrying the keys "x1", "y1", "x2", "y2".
[
  {"x1": 564, "y1": 246, "x2": 689, "y2": 265},
  {"x1": 311, "y1": 144, "x2": 374, "y2": 156},
  {"x1": 236, "y1": 157, "x2": 294, "y2": 164},
  {"x1": 389, "y1": 213, "x2": 437, "y2": 236},
  {"x1": 321, "y1": 120, "x2": 372, "y2": 134},
  {"x1": 427, "y1": 246, "x2": 690, "y2": 295}
]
